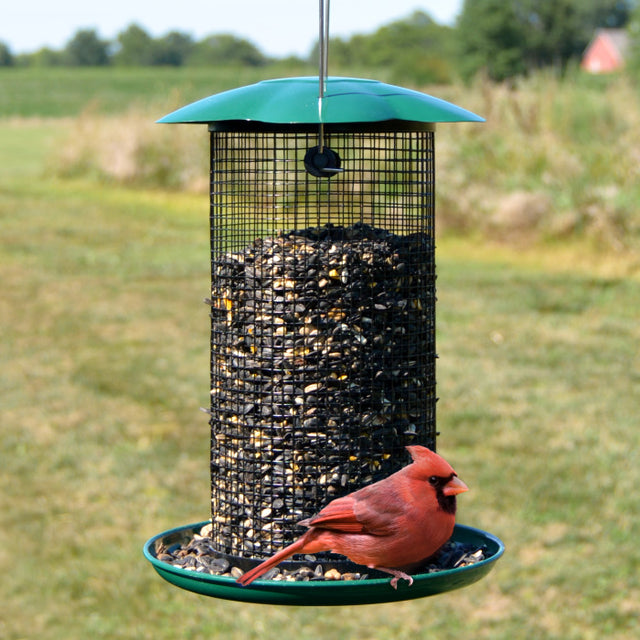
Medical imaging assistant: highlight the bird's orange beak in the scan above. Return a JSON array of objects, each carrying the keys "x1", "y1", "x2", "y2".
[{"x1": 443, "y1": 475, "x2": 469, "y2": 496}]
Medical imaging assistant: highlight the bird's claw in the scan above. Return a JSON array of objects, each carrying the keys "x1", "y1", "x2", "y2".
[{"x1": 389, "y1": 572, "x2": 413, "y2": 590}]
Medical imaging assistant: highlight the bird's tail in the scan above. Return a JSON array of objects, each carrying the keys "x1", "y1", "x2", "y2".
[{"x1": 236, "y1": 536, "x2": 308, "y2": 587}]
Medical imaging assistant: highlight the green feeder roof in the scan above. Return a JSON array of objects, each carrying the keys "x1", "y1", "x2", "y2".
[{"x1": 157, "y1": 76, "x2": 483, "y2": 125}]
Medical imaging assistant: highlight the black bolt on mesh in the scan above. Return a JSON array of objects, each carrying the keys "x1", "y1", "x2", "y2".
[{"x1": 206, "y1": 124, "x2": 437, "y2": 561}]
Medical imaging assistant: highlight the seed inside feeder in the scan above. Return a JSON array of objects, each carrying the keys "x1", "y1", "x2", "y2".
[{"x1": 209, "y1": 223, "x2": 436, "y2": 558}]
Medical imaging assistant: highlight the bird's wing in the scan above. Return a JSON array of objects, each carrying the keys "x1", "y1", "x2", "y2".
[
  {"x1": 304, "y1": 496, "x2": 367, "y2": 533},
  {"x1": 304, "y1": 484, "x2": 402, "y2": 536}
]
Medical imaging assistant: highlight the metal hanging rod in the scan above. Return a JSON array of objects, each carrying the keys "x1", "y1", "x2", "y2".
[{"x1": 318, "y1": 0, "x2": 330, "y2": 153}]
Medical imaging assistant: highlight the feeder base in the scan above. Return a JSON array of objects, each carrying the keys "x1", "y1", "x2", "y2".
[{"x1": 143, "y1": 521, "x2": 504, "y2": 606}]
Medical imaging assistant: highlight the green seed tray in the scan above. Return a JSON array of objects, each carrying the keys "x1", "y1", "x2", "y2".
[{"x1": 143, "y1": 521, "x2": 504, "y2": 606}]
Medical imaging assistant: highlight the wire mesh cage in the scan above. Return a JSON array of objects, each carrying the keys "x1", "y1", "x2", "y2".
[{"x1": 206, "y1": 123, "x2": 437, "y2": 561}]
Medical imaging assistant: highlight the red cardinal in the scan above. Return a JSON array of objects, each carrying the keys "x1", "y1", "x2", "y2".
[{"x1": 236, "y1": 445, "x2": 468, "y2": 589}]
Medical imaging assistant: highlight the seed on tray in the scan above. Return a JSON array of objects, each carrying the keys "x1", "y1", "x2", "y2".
[{"x1": 156, "y1": 530, "x2": 486, "y2": 582}]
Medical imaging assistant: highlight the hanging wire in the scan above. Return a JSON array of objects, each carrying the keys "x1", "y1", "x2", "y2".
[{"x1": 318, "y1": 0, "x2": 330, "y2": 152}]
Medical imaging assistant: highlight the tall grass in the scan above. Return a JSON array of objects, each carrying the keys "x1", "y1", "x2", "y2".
[
  {"x1": 44, "y1": 70, "x2": 640, "y2": 254},
  {"x1": 51, "y1": 103, "x2": 208, "y2": 191},
  {"x1": 434, "y1": 73, "x2": 640, "y2": 251}
]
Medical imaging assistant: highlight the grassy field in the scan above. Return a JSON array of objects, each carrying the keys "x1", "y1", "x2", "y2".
[
  {"x1": 0, "y1": 63, "x2": 392, "y2": 117},
  {"x1": 1, "y1": 69, "x2": 639, "y2": 638},
  {"x1": 0, "y1": 65, "x2": 318, "y2": 117}
]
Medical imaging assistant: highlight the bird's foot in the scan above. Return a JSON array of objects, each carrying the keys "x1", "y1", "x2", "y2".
[{"x1": 372, "y1": 567, "x2": 414, "y2": 590}]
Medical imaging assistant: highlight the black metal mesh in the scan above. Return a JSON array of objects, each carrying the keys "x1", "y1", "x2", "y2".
[{"x1": 208, "y1": 125, "x2": 436, "y2": 559}]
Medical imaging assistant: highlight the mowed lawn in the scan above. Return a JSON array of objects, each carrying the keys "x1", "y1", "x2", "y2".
[{"x1": 1, "y1": 116, "x2": 639, "y2": 640}]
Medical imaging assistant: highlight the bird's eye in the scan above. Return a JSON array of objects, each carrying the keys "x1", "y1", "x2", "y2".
[{"x1": 428, "y1": 476, "x2": 438, "y2": 486}]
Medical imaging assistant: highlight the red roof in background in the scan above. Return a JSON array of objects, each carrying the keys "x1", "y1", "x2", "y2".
[{"x1": 581, "y1": 28, "x2": 630, "y2": 73}]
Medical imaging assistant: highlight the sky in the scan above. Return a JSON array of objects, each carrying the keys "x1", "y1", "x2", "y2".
[{"x1": 2, "y1": 1, "x2": 463, "y2": 57}]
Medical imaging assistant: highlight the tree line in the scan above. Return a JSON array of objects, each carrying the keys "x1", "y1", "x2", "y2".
[
  {"x1": 0, "y1": 0, "x2": 636, "y2": 83},
  {"x1": 0, "y1": 24, "x2": 269, "y2": 69}
]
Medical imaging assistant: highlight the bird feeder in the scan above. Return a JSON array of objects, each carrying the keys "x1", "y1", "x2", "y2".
[{"x1": 143, "y1": 76, "x2": 504, "y2": 605}]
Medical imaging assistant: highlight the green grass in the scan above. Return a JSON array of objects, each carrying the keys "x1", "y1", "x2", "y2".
[
  {"x1": 0, "y1": 65, "x2": 305, "y2": 117},
  {"x1": 0, "y1": 64, "x2": 359, "y2": 117},
  {"x1": 1, "y1": 113, "x2": 639, "y2": 639}
]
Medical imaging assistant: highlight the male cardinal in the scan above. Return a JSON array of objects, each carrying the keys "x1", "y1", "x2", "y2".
[{"x1": 236, "y1": 445, "x2": 468, "y2": 589}]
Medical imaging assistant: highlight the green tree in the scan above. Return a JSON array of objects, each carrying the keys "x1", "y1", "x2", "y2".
[
  {"x1": 187, "y1": 34, "x2": 267, "y2": 66},
  {"x1": 20, "y1": 47, "x2": 65, "y2": 67},
  {"x1": 456, "y1": 0, "x2": 527, "y2": 81},
  {"x1": 0, "y1": 41, "x2": 14, "y2": 66},
  {"x1": 367, "y1": 10, "x2": 456, "y2": 83},
  {"x1": 523, "y1": 0, "x2": 584, "y2": 70},
  {"x1": 321, "y1": 34, "x2": 373, "y2": 68},
  {"x1": 578, "y1": 0, "x2": 632, "y2": 30},
  {"x1": 152, "y1": 31, "x2": 194, "y2": 66},
  {"x1": 627, "y1": 2, "x2": 640, "y2": 74},
  {"x1": 64, "y1": 28, "x2": 110, "y2": 66},
  {"x1": 318, "y1": 11, "x2": 456, "y2": 84},
  {"x1": 113, "y1": 24, "x2": 155, "y2": 66}
]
